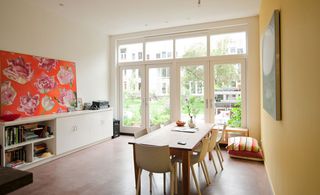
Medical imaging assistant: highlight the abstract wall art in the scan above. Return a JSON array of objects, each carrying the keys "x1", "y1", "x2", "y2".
[
  {"x1": 262, "y1": 10, "x2": 281, "y2": 120},
  {"x1": 0, "y1": 50, "x2": 77, "y2": 117}
]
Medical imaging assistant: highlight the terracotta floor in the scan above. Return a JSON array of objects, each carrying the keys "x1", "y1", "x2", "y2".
[{"x1": 10, "y1": 136, "x2": 273, "y2": 195}]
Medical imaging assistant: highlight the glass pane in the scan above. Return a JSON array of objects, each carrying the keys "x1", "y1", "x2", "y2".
[
  {"x1": 118, "y1": 43, "x2": 143, "y2": 62},
  {"x1": 214, "y1": 63, "x2": 241, "y2": 127},
  {"x1": 176, "y1": 36, "x2": 207, "y2": 58},
  {"x1": 146, "y1": 40, "x2": 173, "y2": 60},
  {"x1": 180, "y1": 65, "x2": 205, "y2": 122},
  {"x1": 210, "y1": 32, "x2": 247, "y2": 56},
  {"x1": 122, "y1": 69, "x2": 142, "y2": 127},
  {"x1": 148, "y1": 67, "x2": 170, "y2": 127}
]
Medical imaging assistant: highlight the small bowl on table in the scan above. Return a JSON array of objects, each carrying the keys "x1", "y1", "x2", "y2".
[{"x1": 176, "y1": 120, "x2": 186, "y2": 127}]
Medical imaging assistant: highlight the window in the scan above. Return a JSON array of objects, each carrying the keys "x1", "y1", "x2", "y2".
[
  {"x1": 117, "y1": 27, "x2": 247, "y2": 130},
  {"x1": 162, "y1": 82, "x2": 167, "y2": 94},
  {"x1": 175, "y1": 36, "x2": 207, "y2": 58},
  {"x1": 146, "y1": 40, "x2": 173, "y2": 60},
  {"x1": 213, "y1": 63, "x2": 242, "y2": 126},
  {"x1": 197, "y1": 81, "x2": 203, "y2": 94},
  {"x1": 180, "y1": 65, "x2": 205, "y2": 122},
  {"x1": 118, "y1": 43, "x2": 143, "y2": 62},
  {"x1": 210, "y1": 32, "x2": 246, "y2": 56},
  {"x1": 148, "y1": 67, "x2": 171, "y2": 127},
  {"x1": 123, "y1": 81, "x2": 127, "y2": 90},
  {"x1": 162, "y1": 51, "x2": 166, "y2": 58},
  {"x1": 120, "y1": 48, "x2": 127, "y2": 60},
  {"x1": 189, "y1": 81, "x2": 204, "y2": 95},
  {"x1": 160, "y1": 68, "x2": 169, "y2": 78},
  {"x1": 189, "y1": 81, "x2": 196, "y2": 94}
]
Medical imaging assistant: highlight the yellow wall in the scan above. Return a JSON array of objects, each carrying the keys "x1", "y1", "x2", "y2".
[{"x1": 260, "y1": 0, "x2": 320, "y2": 194}]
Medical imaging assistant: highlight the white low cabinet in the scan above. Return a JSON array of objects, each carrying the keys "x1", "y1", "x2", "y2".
[
  {"x1": 56, "y1": 110, "x2": 113, "y2": 155},
  {"x1": 0, "y1": 109, "x2": 113, "y2": 169}
]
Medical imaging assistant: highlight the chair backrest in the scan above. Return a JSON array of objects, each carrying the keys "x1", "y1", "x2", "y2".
[
  {"x1": 208, "y1": 130, "x2": 218, "y2": 152},
  {"x1": 196, "y1": 138, "x2": 210, "y2": 162},
  {"x1": 135, "y1": 144, "x2": 173, "y2": 173},
  {"x1": 134, "y1": 129, "x2": 148, "y2": 139},
  {"x1": 215, "y1": 124, "x2": 227, "y2": 143}
]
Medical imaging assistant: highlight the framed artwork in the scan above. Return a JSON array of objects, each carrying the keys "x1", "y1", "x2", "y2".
[
  {"x1": 262, "y1": 10, "x2": 281, "y2": 120},
  {"x1": 0, "y1": 50, "x2": 77, "y2": 117}
]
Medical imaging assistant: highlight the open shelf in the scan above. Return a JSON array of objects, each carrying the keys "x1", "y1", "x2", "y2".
[
  {"x1": 33, "y1": 155, "x2": 54, "y2": 164},
  {"x1": 4, "y1": 136, "x2": 55, "y2": 150},
  {"x1": 0, "y1": 109, "x2": 112, "y2": 169},
  {"x1": 10, "y1": 161, "x2": 30, "y2": 169}
]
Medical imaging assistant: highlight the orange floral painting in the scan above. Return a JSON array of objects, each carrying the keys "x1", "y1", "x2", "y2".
[{"x1": 0, "y1": 50, "x2": 77, "y2": 117}]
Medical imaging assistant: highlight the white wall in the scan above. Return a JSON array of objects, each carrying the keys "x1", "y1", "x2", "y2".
[{"x1": 0, "y1": 0, "x2": 109, "y2": 103}]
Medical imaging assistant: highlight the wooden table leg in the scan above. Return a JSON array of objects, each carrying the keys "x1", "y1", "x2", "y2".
[
  {"x1": 133, "y1": 144, "x2": 140, "y2": 195},
  {"x1": 182, "y1": 150, "x2": 191, "y2": 195}
]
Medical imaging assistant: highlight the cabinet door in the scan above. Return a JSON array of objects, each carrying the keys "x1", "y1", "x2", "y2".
[
  {"x1": 78, "y1": 111, "x2": 112, "y2": 143},
  {"x1": 94, "y1": 110, "x2": 113, "y2": 139},
  {"x1": 56, "y1": 110, "x2": 113, "y2": 155},
  {"x1": 56, "y1": 115, "x2": 84, "y2": 155}
]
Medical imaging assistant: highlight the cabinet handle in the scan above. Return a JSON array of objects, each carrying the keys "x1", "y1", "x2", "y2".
[{"x1": 72, "y1": 126, "x2": 77, "y2": 132}]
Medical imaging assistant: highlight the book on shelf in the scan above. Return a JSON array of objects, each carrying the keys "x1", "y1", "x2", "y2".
[
  {"x1": 34, "y1": 143, "x2": 48, "y2": 157},
  {"x1": 5, "y1": 160, "x2": 26, "y2": 168},
  {"x1": 22, "y1": 123, "x2": 38, "y2": 130},
  {"x1": 5, "y1": 123, "x2": 52, "y2": 147},
  {"x1": 5, "y1": 146, "x2": 26, "y2": 167}
]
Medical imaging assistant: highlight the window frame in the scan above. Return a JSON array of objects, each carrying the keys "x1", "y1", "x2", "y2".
[
  {"x1": 209, "y1": 58, "x2": 247, "y2": 127},
  {"x1": 116, "y1": 26, "x2": 248, "y2": 130}
]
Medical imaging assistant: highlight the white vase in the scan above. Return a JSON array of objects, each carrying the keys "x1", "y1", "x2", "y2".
[{"x1": 188, "y1": 117, "x2": 195, "y2": 128}]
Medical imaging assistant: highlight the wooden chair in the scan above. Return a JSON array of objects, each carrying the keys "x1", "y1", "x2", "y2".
[
  {"x1": 134, "y1": 129, "x2": 156, "y2": 193},
  {"x1": 135, "y1": 144, "x2": 177, "y2": 195},
  {"x1": 176, "y1": 138, "x2": 210, "y2": 195},
  {"x1": 207, "y1": 129, "x2": 219, "y2": 174},
  {"x1": 214, "y1": 124, "x2": 227, "y2": 170}
]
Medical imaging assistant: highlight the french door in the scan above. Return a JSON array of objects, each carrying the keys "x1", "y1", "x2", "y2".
[
  {"x1": 119, "y1": 64, "x2": 171, "y2": 133},
  {"x1": 177, "y1": 61, "x2": 210, "y2": 123},
  {"x1": 119, "y1": 59, "x2": 246, "y2": 133},
  {"x1": 176, "y1": 59, "x2": 246, "y2": 126},
  {"x1": 119, "y1": 66, "x2": 145, "y2": 133},
  {"x1": 209, "y1": 59, "x2": 246, "y2": 126},
  {"x1": 146, "y1": 65, "x2": 172, "y2": 129}
]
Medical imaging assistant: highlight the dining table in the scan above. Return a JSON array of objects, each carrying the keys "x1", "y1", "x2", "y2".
[{"x1": 128, "y1": 122, "x2": 214, "y2": 195}]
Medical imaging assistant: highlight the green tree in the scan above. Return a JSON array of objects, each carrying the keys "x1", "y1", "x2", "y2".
[
  {"x1": 214, "y1": 64, "x2": 240, "y2": 89},
  {"x1": 211, "y1": 38, "x2": 231, "y2": 55},
  {"x1": 228, "y1": 98, "x2": 241, "y2": 127}
]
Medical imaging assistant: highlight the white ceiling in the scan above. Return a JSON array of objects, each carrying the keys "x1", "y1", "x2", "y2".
[{"x1": 26, "y1": 0, "x2": 260, "y2": 35}]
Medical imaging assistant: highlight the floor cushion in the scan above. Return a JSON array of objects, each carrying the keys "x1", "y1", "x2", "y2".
[{"x1": 227, "y1": 137, "x2": 264, "y2": 161}]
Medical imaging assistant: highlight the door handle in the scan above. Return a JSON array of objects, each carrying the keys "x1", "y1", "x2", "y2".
[{"x1": 205, "y1": 99, "x2": 208, "y2": 108}]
